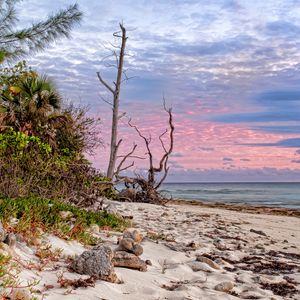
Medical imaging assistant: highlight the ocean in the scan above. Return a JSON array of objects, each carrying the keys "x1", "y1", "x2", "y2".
[{"x1": 159, "y1": 182, "x2": 300, "y2": 209}]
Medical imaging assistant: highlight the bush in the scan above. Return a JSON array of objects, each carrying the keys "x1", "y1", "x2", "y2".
[{"x1": 0, "y1": 129, "x2": 115, "y2": 205}]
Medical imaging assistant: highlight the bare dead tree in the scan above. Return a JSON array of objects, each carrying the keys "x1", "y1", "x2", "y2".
[
  {"x1": 97, "y1": 23, "x2": 127, "y2": 179},
  {"x1": 115, "y1": 103, "x2": 174, "y2": 204}
]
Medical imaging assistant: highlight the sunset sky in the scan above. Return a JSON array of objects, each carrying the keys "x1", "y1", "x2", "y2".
[{"x1": 18, "y1": 0, "x2": 300, "y2": 182}]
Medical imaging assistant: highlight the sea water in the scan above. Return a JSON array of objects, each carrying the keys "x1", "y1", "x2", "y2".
[{"x1": 159, "y1": 182, "x2": 300, "y2": 209}]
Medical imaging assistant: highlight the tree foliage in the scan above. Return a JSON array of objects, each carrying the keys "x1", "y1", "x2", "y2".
[{"x1": 0, "y1": 1, "x2": 82, "y2": 62}]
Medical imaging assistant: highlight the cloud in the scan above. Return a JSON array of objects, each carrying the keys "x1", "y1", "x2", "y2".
[
  {"x1": 223, "y1": 157, "x2": 233, "y2": 161},
  {"x1": 295, "y1": 150, "x2": 300, "y2": 155},
  {"x1": 240, "y1": 158, "x2": 251, "y2": 161},
  {"x1": 263, "y1": 21, "x2": 300, "y2": 38},
  {"x1": 243, "y1": 138, "x2": 300, "y2": 148},
  {"x1": 291, "y1": 160, "x2": 300, "y2": 163}
]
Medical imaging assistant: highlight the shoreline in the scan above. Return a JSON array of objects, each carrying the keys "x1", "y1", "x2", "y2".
[{"x1": 168, "y1": 198, "x2": 300, "y2": 217}]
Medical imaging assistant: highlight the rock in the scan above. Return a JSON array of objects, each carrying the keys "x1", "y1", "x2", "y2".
[
  {"x1": 123, "y1": 229, "x2": 143, "y2": 243},
  {"x1": 250, "y1": 229, "x2": 267, "y2": 236},
  {"x1": 145, "y1": 259, "x2": 152, "y2": 266},
  {"x1": 132, "y1": 244, "x2": 143, "y2": 256},
  {"x1": 116, "y1": 233, "x2": 144, "y2": 256},
  {"x1": 59, "y1": 211, "x2": 73, "y2": 219},
  {"x1": 10, "y1": 288, "x2": 31, "y2": 300},
  {"x1": 214, "y1": 281, "x2": 234, "y2": 292},
  {"x1": 112, "y1": 251, "x2": 147, "y2": 271},
  {"x1": 117, "y1": 237, "x2": 134, "y2": 252},
  {"x1": 196, "y1": 255, "x2": 221, "y2": 270},
  {"x1": 70, "y1": 245, "x2": 119, "y2": 283},
  {"x1": 188, "y1": 261, "x2": 214, "y2": 272},
  {"x1": 186, "y1": 241, "x2": 199, "y2": 249}
]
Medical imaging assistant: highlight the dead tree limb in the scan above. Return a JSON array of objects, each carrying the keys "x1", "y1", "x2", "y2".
[{"x1": 117, "y1": 103, "x2": 174, "y2": 204}]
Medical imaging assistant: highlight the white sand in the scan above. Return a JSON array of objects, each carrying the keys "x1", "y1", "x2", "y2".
[{"x1": 4, "y1": 202, "x2": 300, "y2": 300}]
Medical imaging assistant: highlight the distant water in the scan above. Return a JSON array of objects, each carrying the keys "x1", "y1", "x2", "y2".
[{"x1": 159, "y1": 182, "x2": 300, "y2": 209}]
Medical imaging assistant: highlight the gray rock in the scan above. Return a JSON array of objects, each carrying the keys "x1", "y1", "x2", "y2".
[
  {"x1": 214, "y1": 281, "x2": 234, "y2": 292},
  {"x1": 70, "y1": 245, "x2": 119, "y2": 283}
]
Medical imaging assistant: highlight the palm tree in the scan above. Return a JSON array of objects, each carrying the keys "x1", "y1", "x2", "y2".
[
  {"x1": 0, "y1": 73, "x2": 63, "y2": 137},
  {"x1": 0, "y1": 1, "x2": 82, "y2": 62}
]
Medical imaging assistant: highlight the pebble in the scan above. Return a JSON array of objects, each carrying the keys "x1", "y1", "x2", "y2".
[
  {"x1": 196, "y1": 255, "x2": 221, "y2": 270},
  {"x1": 214, "y1": 281, "x2": 234, "y2": 292}
]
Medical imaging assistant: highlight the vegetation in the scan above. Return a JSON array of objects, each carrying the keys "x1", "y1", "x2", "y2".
[
  {"x1": 0, "y1": 1, "x2": 82, "y2": 62},
  {"x1": 0, "y1": 196, "x2": 128, "y2": 245}
]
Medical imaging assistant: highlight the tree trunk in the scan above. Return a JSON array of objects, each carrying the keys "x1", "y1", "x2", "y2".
[{"x1": 106, "y1": 24, "x2": 127, "y2": 179}]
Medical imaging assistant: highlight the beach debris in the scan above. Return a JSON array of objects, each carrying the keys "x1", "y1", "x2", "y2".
[
  {"x1": 214, "y1": 281, "x2": 234, "y2": 292},
  {"x1": 57, "y1": 274, "x2": 97, "y2": 289},
  {"x1": 196, "y1": 255, "x2": 221, "y2": 270},
  {"x1": 250, "y1": 229, "x2": 267, "y2": 236},
  {"x1": 70, "y1": 245, "x2": 119, "y2": 283},
  {"x1": 259, "y1": 281, "x2": 297, "y2": 297},
  {"x1": 112, "y1": 251, "x2": 147, "y2": 271}
]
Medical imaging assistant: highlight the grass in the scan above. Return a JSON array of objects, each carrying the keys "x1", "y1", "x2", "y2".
[{"x1": 0, "y1": 196, "x2": 129, "y2": 245}]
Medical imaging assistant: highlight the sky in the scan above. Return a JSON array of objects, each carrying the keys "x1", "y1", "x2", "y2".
[{"x1": 16, "y1": 0, "x2": 300, "y2": 182}]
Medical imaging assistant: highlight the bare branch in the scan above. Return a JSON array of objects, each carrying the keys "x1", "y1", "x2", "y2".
[
  {"x1": 115, "y1": 144, "x2": 137, "y2": 177},
  {"x1": 96, "y1": 72, "x2": 114, "y2": 94}
]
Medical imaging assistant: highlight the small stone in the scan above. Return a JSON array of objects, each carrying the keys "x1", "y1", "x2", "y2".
[
  {"x1": 214, "y1": 281, "x2": 234, "y2": 292},
  {"x1": 188, "y1": 261, "x2": 214, "y2": 272},
  {"x1": 116, "y1": 237, "x2": 134, "y2": 251},
  {"x1": 250, "y1": 229, "x2": 267, "y2": 236},
  {"x1": 145, "y1": 259, "x2": 152, "y2": 266},
  {"x1": 186, "y1": 241, "x2": 199, "y2": 249},
  {"x1": 196, "y1": 255, "x2": 221, "y2": 269},
  {"x1": 132, "y1": 244, "x2": 143, "y2": 256},
  {"x1": 10, "y1": 288, "x2": 31, "y2": 300},
  {"x1": 123, "y1": 229, "x2": 143, "y2": 243}
]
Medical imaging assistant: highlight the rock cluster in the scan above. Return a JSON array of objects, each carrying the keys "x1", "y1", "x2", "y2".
[
  {"x1": 70, "y1": 229, "x2": 147, "y2": 283},
  {"x1": 113, "y1": 229, "x2": 147, "y2": 271}
]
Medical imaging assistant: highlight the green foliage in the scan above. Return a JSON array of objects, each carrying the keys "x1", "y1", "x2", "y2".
[
  {"x1": 0, "y1": 2, "x2": 82, "y2": 62},
  {"x1": 0, "y1": 197, "x2": 128, "y2": 245},
  {"x1": 0, "y1": 129, "x2": 114, "y2": 203}
]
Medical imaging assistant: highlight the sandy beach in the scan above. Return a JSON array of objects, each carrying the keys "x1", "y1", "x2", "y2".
[{"x1": 2, "y1": 200, "x2": 299, "y2": 300}]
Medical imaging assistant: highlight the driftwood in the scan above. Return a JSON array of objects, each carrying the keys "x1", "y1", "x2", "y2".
[{"x1": 115, "y1": 101, "x2": 174, "y2": 204}]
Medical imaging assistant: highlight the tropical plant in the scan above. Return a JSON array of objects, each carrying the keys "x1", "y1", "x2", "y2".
[
  {"x1": 0, "y1": 1, "x2": 82, "y2": 62},
  {"x1": 0, "y1": 61, "x2": 62, "y2": 138}
]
